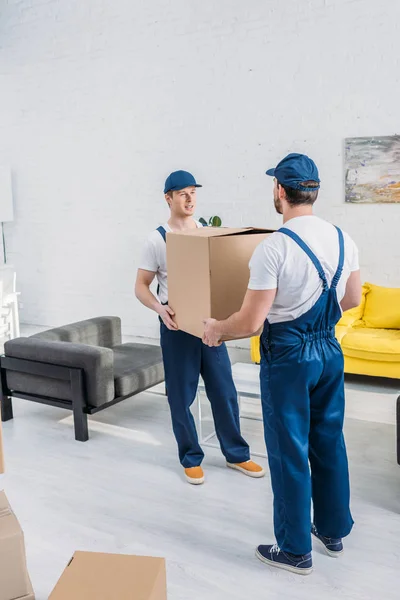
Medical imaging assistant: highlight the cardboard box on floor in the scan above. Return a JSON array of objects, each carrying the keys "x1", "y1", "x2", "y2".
[
  {"x1": 0, "y1": 417, "x2": 35, "y2": 600},
  {"x1": 49, "y1": 551, "x2": 167, "y2": 600},
  {"x1": 0, "y1": 415, "x2": 4, "y2": 476},
  {"x1": 167, "y1": 227, "x2": 274, "y2": 339}
]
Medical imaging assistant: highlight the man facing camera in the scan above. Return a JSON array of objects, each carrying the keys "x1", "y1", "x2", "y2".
[{"x1": 135, "y1": 170, "x2": 265, "y2": 484}]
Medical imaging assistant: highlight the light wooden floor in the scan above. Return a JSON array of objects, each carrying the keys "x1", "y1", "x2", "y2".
[{"x1": 1, "y1": 328, "x2": 399, "y2": 599}]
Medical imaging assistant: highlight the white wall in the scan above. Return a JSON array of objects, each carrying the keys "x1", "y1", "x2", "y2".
[{"x1": 0, "y1": 0, "x2": 399, "y2": 340}]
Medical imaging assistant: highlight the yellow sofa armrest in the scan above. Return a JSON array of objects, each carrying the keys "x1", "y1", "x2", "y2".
[{"x1": 337, "y1": 284, "x2": 368, "y2": 328}]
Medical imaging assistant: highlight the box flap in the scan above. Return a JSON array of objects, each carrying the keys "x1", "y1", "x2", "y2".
[
  {"x1": 167, "y1": 226, "x2": 274, "y2": 238},
  {"x1": 49, "y1": 551, "x2": 166, "y2": 600}
]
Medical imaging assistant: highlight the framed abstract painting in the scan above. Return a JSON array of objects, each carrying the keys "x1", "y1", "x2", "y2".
[{"x1": 345, "y1": 135, "x2": 400, "y2": 203}]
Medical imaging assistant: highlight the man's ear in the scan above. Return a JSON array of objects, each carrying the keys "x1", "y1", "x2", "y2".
[{"x1": 278, "y1": 184, "x2": 286, "y2": 201}]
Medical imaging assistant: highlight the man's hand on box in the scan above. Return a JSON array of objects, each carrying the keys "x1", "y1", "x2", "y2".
[
  {"x1": 157, "y1": 304, "x2": 178, "y2": 330},
  {"x1": 203, "y1": 318, "x2": 223, "y2": 347}
]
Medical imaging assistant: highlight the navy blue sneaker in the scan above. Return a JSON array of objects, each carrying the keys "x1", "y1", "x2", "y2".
[
  {"x1": 311, "y1": 524, "x2": 343, "y2": 557},
  {"x1": 256, "y1": 544, "x2": 313, "y2": 575}
]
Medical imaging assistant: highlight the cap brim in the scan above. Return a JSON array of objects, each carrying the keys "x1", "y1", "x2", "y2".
[
  {"x1": 164, "y1": 183, "x2": 202, "y2": 193},
  {"x1": 266, "y1": 168, "x2": 275, "y2": 176}
]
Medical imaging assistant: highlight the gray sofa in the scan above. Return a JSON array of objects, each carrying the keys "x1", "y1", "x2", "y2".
[{"x1": 0, "y1": 317, "x2": 164, "y2": 441}]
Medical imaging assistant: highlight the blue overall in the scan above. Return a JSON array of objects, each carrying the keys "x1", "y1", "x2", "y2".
[
  {"x1": 260, "y1": 226, "x2": 354, "y2": 555},
  {"x1": 157, "y1": 226, "x2": 250, "y2": 469}
]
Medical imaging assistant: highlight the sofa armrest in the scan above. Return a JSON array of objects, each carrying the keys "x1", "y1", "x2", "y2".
[
  {"x1": 30, "y1": 316, "x2": 122, "y2": 349},
  {"x1": 337, "y1": 284, "x2": 369, "y2": 329},
  {"x1": 4, "y1": 338, "x2": 115, "y2": 407},
  {"x1": 337, "y1": 312, "x2": 360, "y2": 328}
]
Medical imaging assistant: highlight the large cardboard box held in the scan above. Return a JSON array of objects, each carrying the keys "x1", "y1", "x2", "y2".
[
  {"x1": 167, "y1": 227, "x2": 273, "y2": 339},
  {"x1": 0, "y1": 419, "x2": 35, "y2": 600},
  {"x1": 49, "y1": 551, "x2": 167, "y2": 600}
]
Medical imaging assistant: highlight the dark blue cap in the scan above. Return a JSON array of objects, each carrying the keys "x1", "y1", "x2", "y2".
[
  {"x1": 266, "y1": 153, "x2": 320, "y2": 191},
  {"x1": 164, "y1": 170, "x2": 202, "y2": 194}
]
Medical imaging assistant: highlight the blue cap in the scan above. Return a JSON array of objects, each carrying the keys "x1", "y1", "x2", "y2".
[
  {"x1": 266, "y1": 153, "x2": 320, "y2": 191},
  {"x1": 164, "y1": 170, "x2": 202, "y2": 194}
]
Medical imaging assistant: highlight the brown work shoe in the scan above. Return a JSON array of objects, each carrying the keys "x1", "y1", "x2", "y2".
[
  {"x1": 184, "y1": 466, "x2": 205, "y2": 485},
  {"x1": 227, "y1": 460, "x2": 266, "y2": 478}
]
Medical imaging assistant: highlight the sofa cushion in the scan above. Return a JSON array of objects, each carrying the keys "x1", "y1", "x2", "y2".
[
  {"x1": 113, "y1": 343, "x2": 164, "y2": 397},
  {"x1": 5, "y1": 373, "x2": 72, "y2": 403},
  {"x1": 359, "y1": 283, "x2": 400, "y2": 329},
  {"x1": 341, "y1": 328, "x2": 400, "y2": 362}
]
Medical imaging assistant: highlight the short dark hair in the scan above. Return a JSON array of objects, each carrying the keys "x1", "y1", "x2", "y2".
[{"x1": 277, "y1": 180, "x2": 319, "y2": 206}]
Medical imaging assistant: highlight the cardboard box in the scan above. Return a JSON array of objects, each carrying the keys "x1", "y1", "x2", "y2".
[
  {"x1": 167, "y1": 227, "x2": 274, "y2": 339},
  {"x1": 49, "y1": 551, "x2": 167, "y2": 600},
  {"x1": 0, "y1": 416, "x2": 4, "y2": 495},
  {"x1": 0, "y1": 491, "x2": 35, "y2": 600},
  {"x1": 0, "y1": 417, "x2": 4, "y2": 475}
]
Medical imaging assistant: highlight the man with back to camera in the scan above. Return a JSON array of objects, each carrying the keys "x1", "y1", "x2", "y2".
[
  {"x1": 203, "y1": 154, "x2": 361, "y2": 574},
  {"x1": 135, "y1": 169, "x2": 266, "y2": 485}
]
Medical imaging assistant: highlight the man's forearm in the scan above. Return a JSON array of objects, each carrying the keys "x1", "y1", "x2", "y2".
[
  {"x1": 217, "y1": 311, "x2": 258, "y2": 340},
  {"x1": 135, "y1": 283, "x2": 161, "y2": 313},
  {"x1": 340, "y1": 293, "x2": 361, "y2": 312},
  {"x1": 203, "y1": 289, "x2": 275, "y2": 346}
]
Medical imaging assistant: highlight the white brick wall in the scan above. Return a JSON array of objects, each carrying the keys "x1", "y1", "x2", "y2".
[{"x1": 0, "y1": 0, "x2": 399, "y2": 341}]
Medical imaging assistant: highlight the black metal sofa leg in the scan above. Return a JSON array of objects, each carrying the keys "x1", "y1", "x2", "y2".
[
  {"x1": 73, "y1": 404, "x2": 89, "y2": 442},
  {"x1": 70, "y1": 369, "x2": 89, "y2": 442},
  {"x1": 0, "y1": 366, "x2": 13, "y2": 422},
  {"x1": 1, "y1": 395, "x2": 13, "y2": 422}
]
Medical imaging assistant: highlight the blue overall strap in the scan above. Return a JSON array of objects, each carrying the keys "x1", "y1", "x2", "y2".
[
  {"x1": 156, "y1": 225, "x2": 167, "y2": 242},
  {"x1": 155, "y1": 226, "x2": 167, "y2": 299},
  {"x1": 279, "y1": 227, "x2": 329, "y2": 291},
  {"x1": 331, "y1": 226, "x2": 345, "y2": 290}
]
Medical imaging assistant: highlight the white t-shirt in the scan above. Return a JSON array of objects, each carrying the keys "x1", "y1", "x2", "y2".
[
  {"x1": 139, "y1": 221, "x2": 203, "y2": 304},
  {"x1": 248, "y1": 215, "x2": 359, "y2": 324}
]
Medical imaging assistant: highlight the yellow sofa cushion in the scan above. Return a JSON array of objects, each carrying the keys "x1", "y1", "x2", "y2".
[
  {"x1": 344, "y1": 355, "x2": 400, "y2": 379},
  {"x1": 341, "y1": 328, "x2": 400, "y2": 362},
  {"x1": 359, "y1": 282, "x2": 400, "y2": 329}
]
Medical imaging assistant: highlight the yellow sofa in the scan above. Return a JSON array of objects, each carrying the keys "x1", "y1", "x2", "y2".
[{"x1": 250, "y1": 283, "x2": 400, "y2": 379}]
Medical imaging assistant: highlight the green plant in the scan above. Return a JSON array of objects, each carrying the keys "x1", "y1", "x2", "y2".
[{"x1": 199, "y1": 216, "x2": 222, "y2": 227}]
